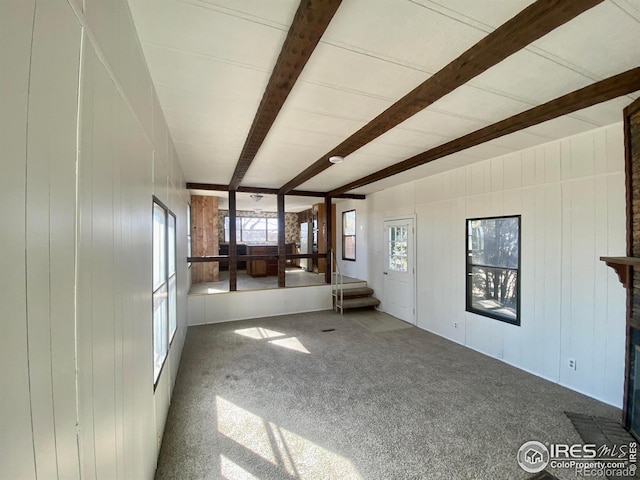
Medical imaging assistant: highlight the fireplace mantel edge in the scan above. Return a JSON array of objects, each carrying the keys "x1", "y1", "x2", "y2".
[{"x1": 600, "y1": 256, "x2": 640, "y2": 288}]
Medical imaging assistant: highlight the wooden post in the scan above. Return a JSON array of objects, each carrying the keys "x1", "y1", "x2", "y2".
[
  {"x1": 229, "y1": 190, "x2": 237, "y2": 291},
  {"x1": 278, "y1": 194, "x2": 286, "y2": 288},
  {"x1": 190, "y1": 195, "x2": 219, "y2": 283},
  {"x1": 325, "y1": 196, "x2": 332, "y2": 284}
]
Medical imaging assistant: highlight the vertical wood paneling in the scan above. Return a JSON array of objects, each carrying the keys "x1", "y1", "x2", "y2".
[
  {"x1": 77, "y1": 38, "x2": 99, "y2": 480},
  {"x1": 77, "y1": 3, "x2": 188, "y2": 476},
  {"x1": 490, "y1": 157, "x2": 504, "y2": 192},
  {"x1": 594, "y1": 129, "x2": 608, "y2": 175},
  {"x1": 90, "y1": 40, "x2": 118, "y2": 479},
  {"x1": 453, "y1": 169, "x2": 466, "y2": 197},
  {"x1": 4, "y1": 0, "x2": 189, "y2": 476},
  {"x1": 117, "y1": 0, "x2": 154, "y2": 138},
  {"x1": 84, "y1": 0, "x2": 154, "y2": 137},
  {"x1": 607, "y1": 126, "x2": 625, "y2": 173},
  {"x1": 571, "y1": 133, "x2": 596, "y2": 178},
  {"x1": 25, "y1": 1, "x2": 82, "y2": 478},
  {"x1": 452, "y1": 198, "x2": 467, "y2": 344},
  {"x1": 0, "y1": 1, "x2": 37, "y2": 478},
  {"x1": 593, "y1": 176, "x2": 609, "y2": 400},
  {"x1": 129, "y1": 116, "x2": 156, "y2": 480},
  {"x1": 559, "y1": 179, "x2": 575, "y2": 383},
  {"x1": 35, "y1": 2, "x2": 82, "y2": 477},
  {"x1": 152, "y1": 92, "x2": 168, "y2": 165},
  {"x1": 605, "y1": 172, "x2": 627, "y2": 404},
  {"x1": 542, "y1": 184, "x2": 562, "y2": 381},
  {"x1": 415, "y1": 204, "x2": 429, "y2": 331},
  {"x1": 520, "y1": 187, "x2": 538, "y2": 373},
  {"x1": 112, "y1": 99, "x2": 126, "y2": 480},
  {"x1": 544, "y1": 142, "x2": 561, "y2": 183},
  {"x1": 560, "y1": 139, "x2": 572, "y2": 179},
  {"x1": 570, "y1": 178, "x2": 597, "y2": 391},
  {"x1": 503, "y1": 152, "x2": 522, "y2": 189},
  {"x1": 348, "y1": 124, "x2": 627, "y2": 407},
  {"x1": 118, "y1": 100, "x2": 136, "y2": 480},
  {"x1": 470, "y1": 163, "x2": 484, "y2": 195},
  {"x1": 521, "y1": 149, "x2": 536, "y2": 187},
  {"x1": 154, "y1": 153, "x2": 169, "y2": 206}
]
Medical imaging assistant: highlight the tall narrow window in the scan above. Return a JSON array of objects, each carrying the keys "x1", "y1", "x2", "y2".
[
  {"x1": 388, "y1": 225, "x2": 408, "y2": 272},
  {"x1": 466, "y1": 216, "x2": 520, "y2": 325},
  {"x1": 168, "y1": 214, "x2": 177, "y2": 341},
  {"x1": 342, "y1": 210, "x2": 356, "y2": 261},
  {"x1": 153, "y1": 199, "x2": 177, "y2": 385}
]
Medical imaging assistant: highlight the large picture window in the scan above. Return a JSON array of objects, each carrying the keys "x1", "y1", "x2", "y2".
[
  {"x1": 466, "y1": 216, "x2": 520, "y2": 325},
  {"x1": 224, "y1": 216, "x2": 278, "y2": 243},
  {"x1": 153, "y1": 199, "x2": 177, "y2": 385},
  {"x1": 342, "y1": 210, "x2": 356, "y2": 261}
]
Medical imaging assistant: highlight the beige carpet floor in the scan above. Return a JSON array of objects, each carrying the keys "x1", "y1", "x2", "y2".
[{"x1": 156, "y1": 310, "x2": 621, "y2": 480}]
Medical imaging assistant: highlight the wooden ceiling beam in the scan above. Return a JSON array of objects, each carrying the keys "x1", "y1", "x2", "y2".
[
  {"x1": 227, "y1": 0, "x2": 342, "y2": 190},
  {"x1": 328, "y1": 68, "x2": 640, "y2": 196},
  {"x1": 279, "y1": 0, "x2": 604, "y2": 194},
  {"x1": 186, "y1": 182, "x2": 365, "y2": 199}
]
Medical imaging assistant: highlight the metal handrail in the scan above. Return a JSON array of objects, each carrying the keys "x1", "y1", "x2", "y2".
[{"x1": 330, "y1": 250, "x2": 344, "y2": 314}]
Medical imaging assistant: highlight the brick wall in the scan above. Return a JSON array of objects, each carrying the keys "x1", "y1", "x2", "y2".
[{"x1": 629, "y1": 104, "x2": 640, "y2": 324}]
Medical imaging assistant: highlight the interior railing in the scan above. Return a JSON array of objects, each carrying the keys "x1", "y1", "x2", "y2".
[{"x1": 330, "y1": 249, "x2": 344, "y2": 314}]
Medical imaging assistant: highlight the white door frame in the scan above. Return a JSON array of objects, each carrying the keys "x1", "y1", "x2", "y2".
[{"x1": 382, "y1": 214, "x2": 416, "y2": 325}]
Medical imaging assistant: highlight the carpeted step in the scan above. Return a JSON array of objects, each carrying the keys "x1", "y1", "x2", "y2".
[
  {"x1": 338, "y1": 287, "x2": 375, "y2": 299},
  {"x1": 341, "y1": 296, "x2": 381, "y2": 309}
]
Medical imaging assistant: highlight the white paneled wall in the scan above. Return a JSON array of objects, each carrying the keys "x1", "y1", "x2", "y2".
[
  {"x1": 336, "y1": 124, "x2": 627, "y2": 407},
  {"x1": 188, "y1": 286, "x2": 334, "y2": 326},
  {"x1": 1, "y1": 0, "x2": 189, "y2": 478},
  {"x1": 1, "y1": 1, "x2": 38, "y2": 479}
]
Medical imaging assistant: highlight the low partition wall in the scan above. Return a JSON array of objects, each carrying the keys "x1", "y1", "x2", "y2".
[{"x1": 188, "y1": 285, "x2": 333, "y2": 325}]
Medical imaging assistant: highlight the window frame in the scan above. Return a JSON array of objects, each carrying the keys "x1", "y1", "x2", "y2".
[
  {"x1": 224, "y1": 215, "x2": 279, "y2": 243},
  {"x1": 152, "y1": 197, "x2": 177, "y2": 388},
  {"x1": 465, "y1": 215, "x2": 521, "y2": 326},
  {"x1": 342, "y1": 210, "x2": 356, "y2": 261}
]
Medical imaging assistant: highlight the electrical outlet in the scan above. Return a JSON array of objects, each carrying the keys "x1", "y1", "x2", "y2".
[
  {"x1": 497, "y1": 350, "x2": 503, "y2": 359},
  {"x1": 568, "y1": 358, "x2": 576, "y2": 370},
  {"x1": 454, "y1": 322, "x2": 458, "y2": 328}
]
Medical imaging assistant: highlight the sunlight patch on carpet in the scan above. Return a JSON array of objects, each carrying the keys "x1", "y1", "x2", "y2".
[
  {"x1": 216, "y1": 396, "x2": 362, "y2": 479},
  {"x1": 269, "y1": 337, "x2": 310, "y2": 354}
]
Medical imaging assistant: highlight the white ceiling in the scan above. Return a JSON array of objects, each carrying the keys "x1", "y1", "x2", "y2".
[{"x1": 127, "y1": 0, "x2": 640, "y2": 200}]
